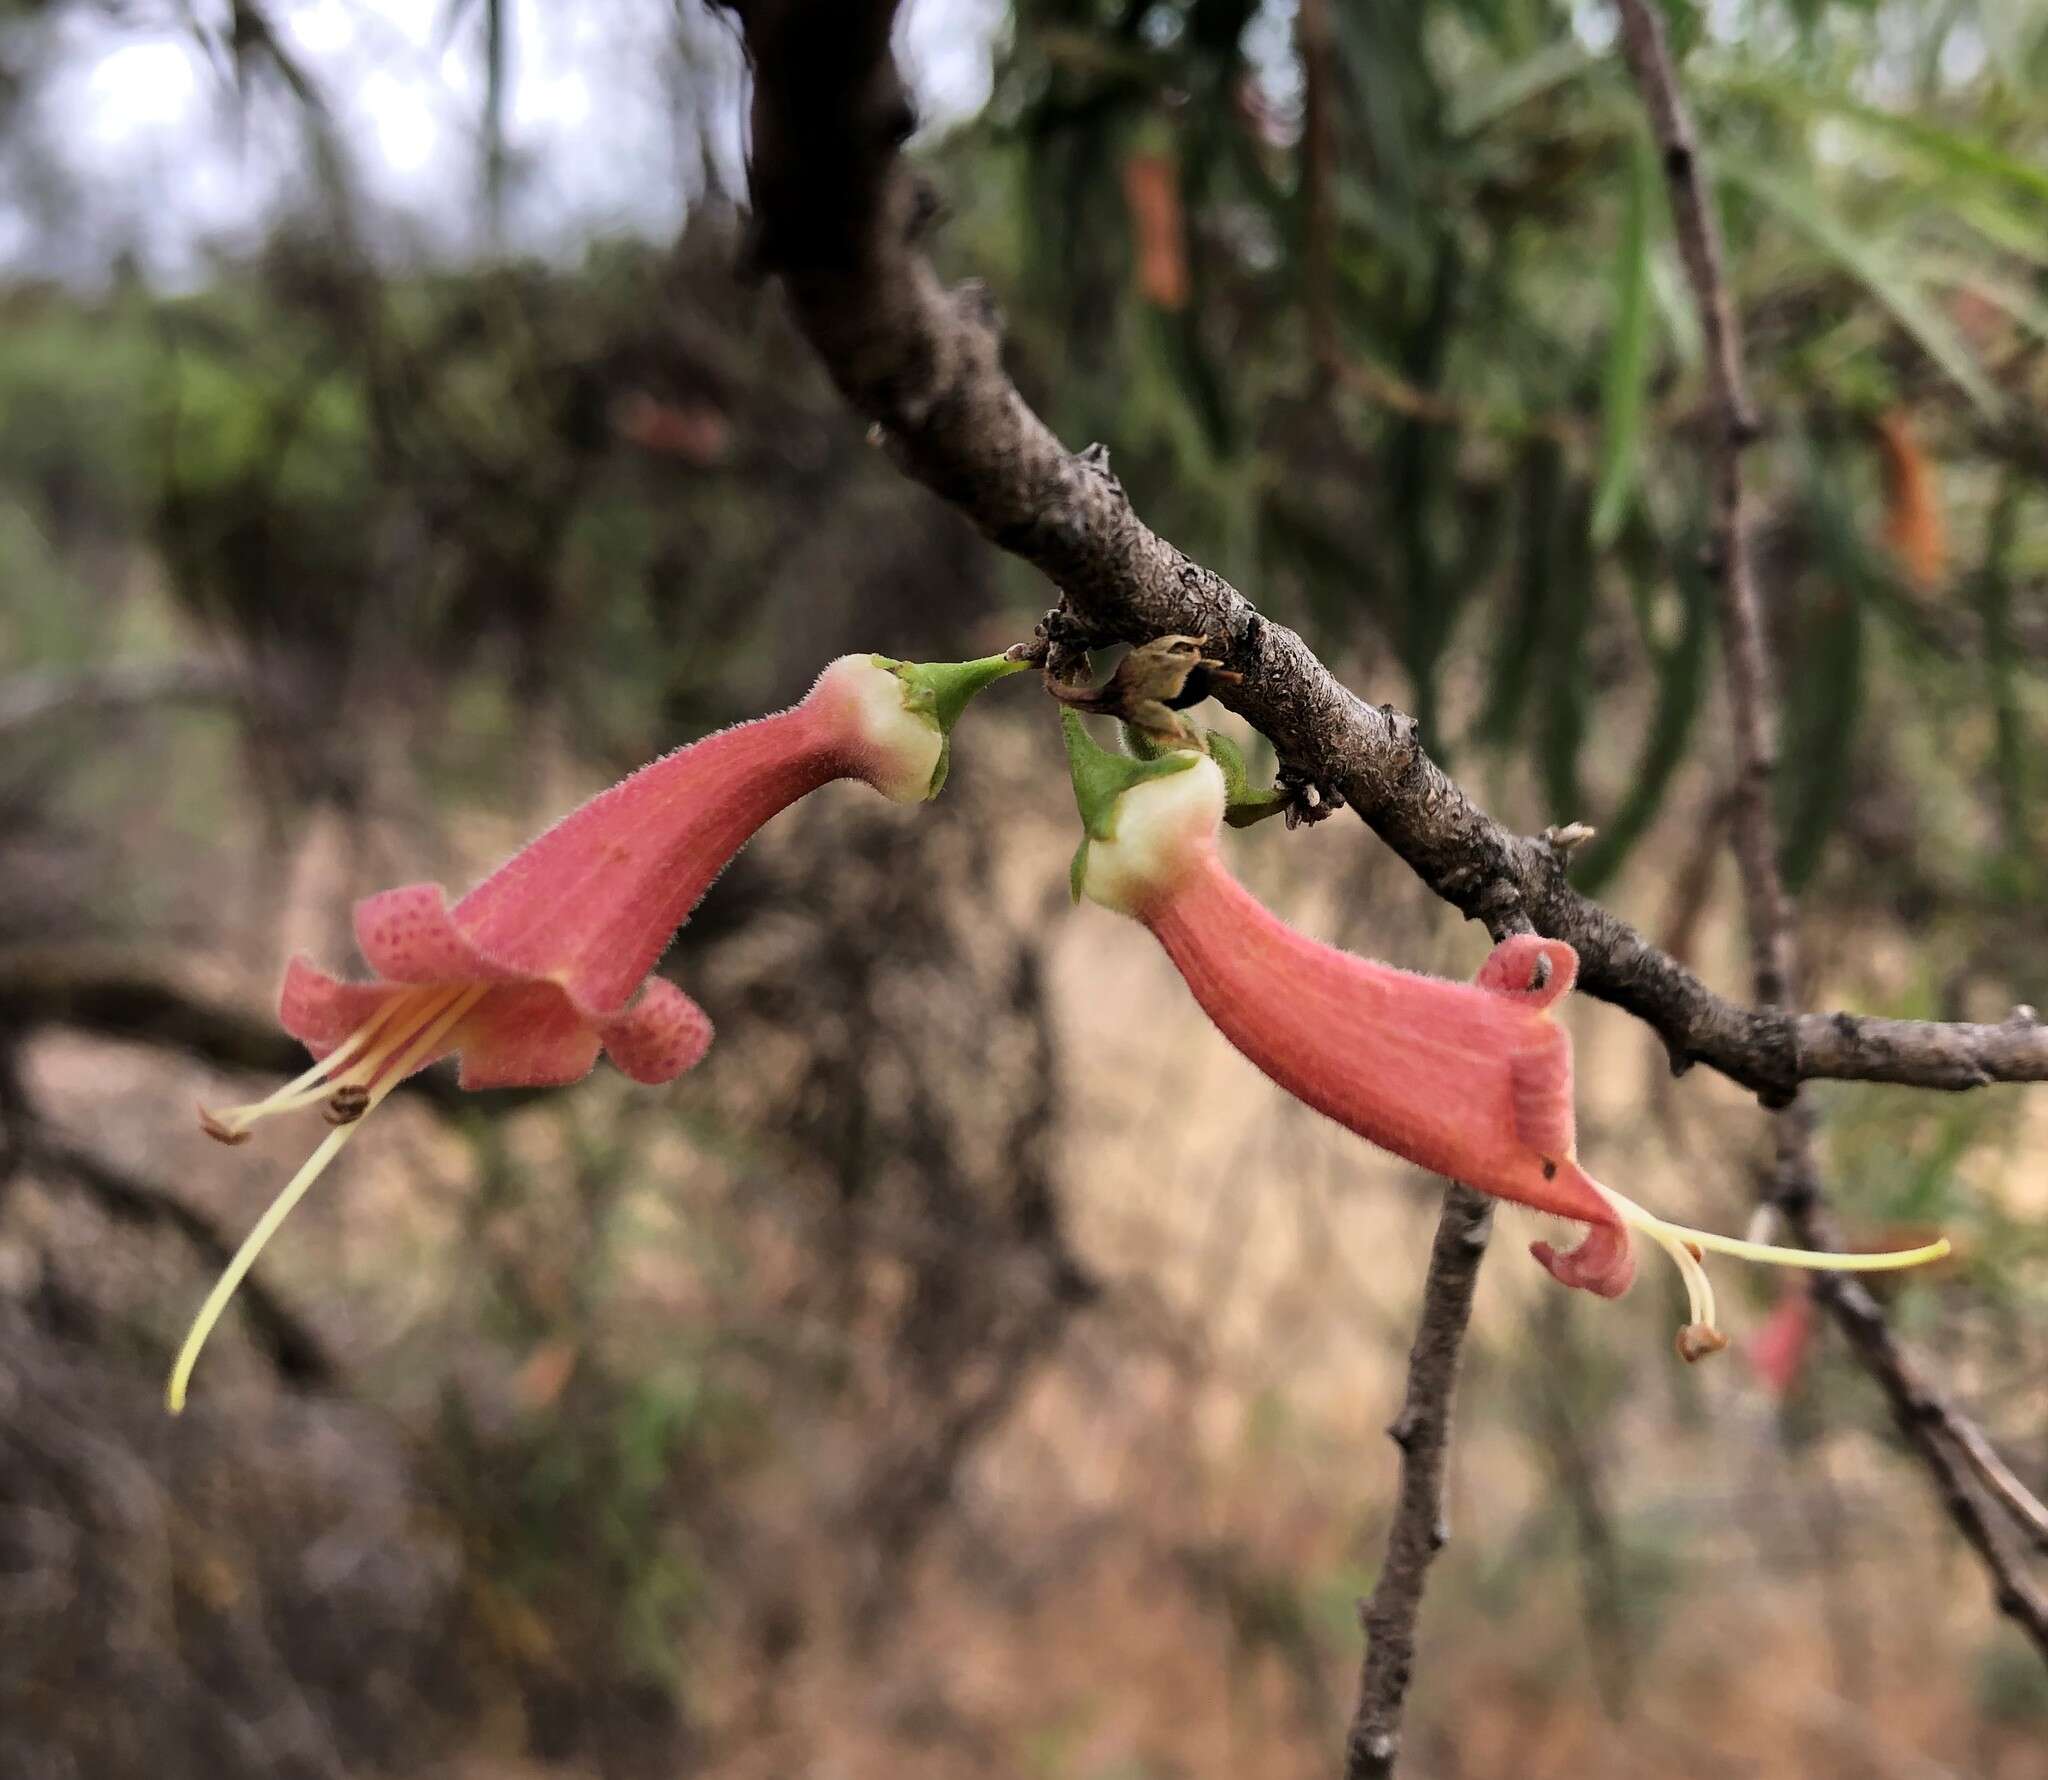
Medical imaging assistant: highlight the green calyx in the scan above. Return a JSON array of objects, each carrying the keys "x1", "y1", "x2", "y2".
[
  {"x1": 1203, "y1": 730, "x2": 1290, "y2": 828},
  {"x1": 874, "y1": 653, "x2": 1030, "y2": 797},
  {"x1": 1061, "y1": 709, "x2": 1200, "y2": 902},
  {"x1": 1125, "y1": 721, "x2": 1287, "y2": 829}
]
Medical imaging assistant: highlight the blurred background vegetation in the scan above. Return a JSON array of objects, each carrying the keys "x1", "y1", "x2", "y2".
[{"x1": 1, "y1": 1, "x2": 2045, "y2": 1775}]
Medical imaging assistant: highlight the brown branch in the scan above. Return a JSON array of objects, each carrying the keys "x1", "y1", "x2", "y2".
[
  {"x1": 1795, "y1": 1239, "x2": 2048, "y2": 1648},
  {"x1": 1298, "y1": 0, "x2": 1338, "y2": 367},
  {"x1": 0, "y1": 948, "x2": 313, "y2": 1076},
  {"x1": 717, "y1": 0, "x2": 2048, "y2": 1109},
  {"x1": 1343, "y1": 1182, "x2": 1492, "y2": 1780},
  {"x1": 1612, "y1": 0, "x2": 2048, "y2": 1662},
  {"x1": 0, "y1": 659, "x2": 241, "y2": 738}
]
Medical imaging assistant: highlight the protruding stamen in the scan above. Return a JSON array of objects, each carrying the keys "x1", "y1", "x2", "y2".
[
  {"x1": 323, "y1": 1085, "x2": 371, "y2": 1126},
  {"x1": 1662, "y1": 1224, "x2": 1952, "y2": 1274},
  {"x1": 166, "y1": 985, "x2": 487, "y2": 1414},
  {"x1": 1642, "y1": 1218, "x2": 1719, "y2": 1339},
  {"x1": 1589, "y1": 1177, "x2": 1950, "y2": 1279},
  {"x1": 1582, "y1": 1176, "x2": 1949, "y2": 1362},
  {"x1": 199, "y1": 1106, "x2": 253, "y2": 1146},
  {"x1": 168, "y1": 1122, "x2": 360, "y2": 1413},
  {"x1": 1677, "y1": 1323, "x2": 1730, "y2": 1364},
  {"x1": 196, "y1": 993, "x2": 410, "y2": 1140}
]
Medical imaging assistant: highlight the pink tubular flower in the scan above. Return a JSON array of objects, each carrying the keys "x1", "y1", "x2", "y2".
[
  {"x1": 168, "y1": 652, "x2": 1024, "y2": 1412},
  {"x1": 1062, "y1": 713, "x2": 1949, "y2": 1360}
]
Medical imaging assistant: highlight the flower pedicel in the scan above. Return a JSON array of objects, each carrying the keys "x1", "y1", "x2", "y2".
[
  {"x1": 168, "y1": 652, "x2": 1023, "y2": 1412},
  {"x1": 1061, "y1": 711, "x2": 1948, "y2": 1359}
]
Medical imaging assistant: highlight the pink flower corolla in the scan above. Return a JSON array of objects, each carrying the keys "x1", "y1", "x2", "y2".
[
  {"x1": 168, "y1": 652, "x2": 1023, "y2": 1412},
  {"x1": 1062, "y1": 713, "x2": 1948, "y2": 1359}
]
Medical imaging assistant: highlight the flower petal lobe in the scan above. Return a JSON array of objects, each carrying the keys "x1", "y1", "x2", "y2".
[{"x1": 598, "y1": 977, "x2": 714, "y2": 1084}]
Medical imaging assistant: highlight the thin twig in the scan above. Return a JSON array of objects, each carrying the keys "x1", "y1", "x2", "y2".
[
  {"x1": 1298, "y1": 0, "x2": 1338, "y2": 370},
  {"x1": 0, "y1": 660, "x2": 241, "y2": 738},
  {"x1": 1344, "y1": 1182, "x2": 1492, "y2": 1780},
  {"x1": 1948, "y1": 1417, "x2": 2048, "y2": 1555},
  {"x1": 1613, "y1": 0, "x2": 2048, "y2": 1660}
]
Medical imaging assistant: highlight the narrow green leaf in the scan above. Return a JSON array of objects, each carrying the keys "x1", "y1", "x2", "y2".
[
  {"x1": 1540, "y1": 486, "x2": 1597, "y2": 823},
  {"x1": 1952, "y1": 194, "x2": 2048, "y2": 269},
  {"x1": 1972, "y1": 477, "x2": 2032, "y2": 894},
  {"x1": 1722, "y1": 158, "x2": 2002, "y2": 419},
  {"x1": 1591, "y1": 134, "x2": 1656, "y2": 550},
  {"x1": 1722, "y1": 77, "x2": 2048, "y2": 209},
  {"x1": 1926, "y1": 266, "x2": 2048, "y2": 350},
  {"x1": 1778, "y1": 451, "x2": 1871, "y2": 893},
  {"x1": 1448, "y1": 39, "x2": 1596, "y2": 139},
  {"x1": 1574, "y1": 541, "x2": 1712, "y2": 896},
  {"x1": 1477, "y1": 440, "x2": 1563, "y2": 749},
  {"x1": 1648, "y1": 254, "x2": 1703, "y2": 373}
]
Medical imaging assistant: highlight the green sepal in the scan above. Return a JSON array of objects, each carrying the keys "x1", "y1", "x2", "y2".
[
  {"x1": 1124, "y1": 721, "x2": 1286, "y2": 828},
  {"x1": 874, "y1": 653, "x2": 1030, "y2": 798},
  {"x1": 1062, "y1": 709, "x2": 1199, "y2": 843},
  {"x1": 1069, "y1": 837, "x2": 1090, "y2": 904},
  {"x1": 1204, "y1": 730, "x2": 1290, "y2": 828}
]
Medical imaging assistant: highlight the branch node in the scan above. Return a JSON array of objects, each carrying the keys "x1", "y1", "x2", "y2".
[
  {"x1": 952, "y1": 277, "x2": 1005, "y2": 343},
  {"x1": 1543, "y1": 821, "x2": 1598, "y2": 856},
  {"x1": 1276, "y1": 763, "x2": 1344, "y2": 829},
  {"x1": 1073, "y1": 441, "x2": 1127, "y2": 507}
]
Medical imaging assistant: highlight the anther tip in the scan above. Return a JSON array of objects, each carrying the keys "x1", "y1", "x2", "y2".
[
  {"x1": 322, "y1": 1085, "x2": 371, "y2": 1126},
  {"x1": 197, "y1": 1105, "x2": 251, "y2": 1146},
  {"x1": 1676, "y1": 1322, "x2": 1730, "y2": 1364}
]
